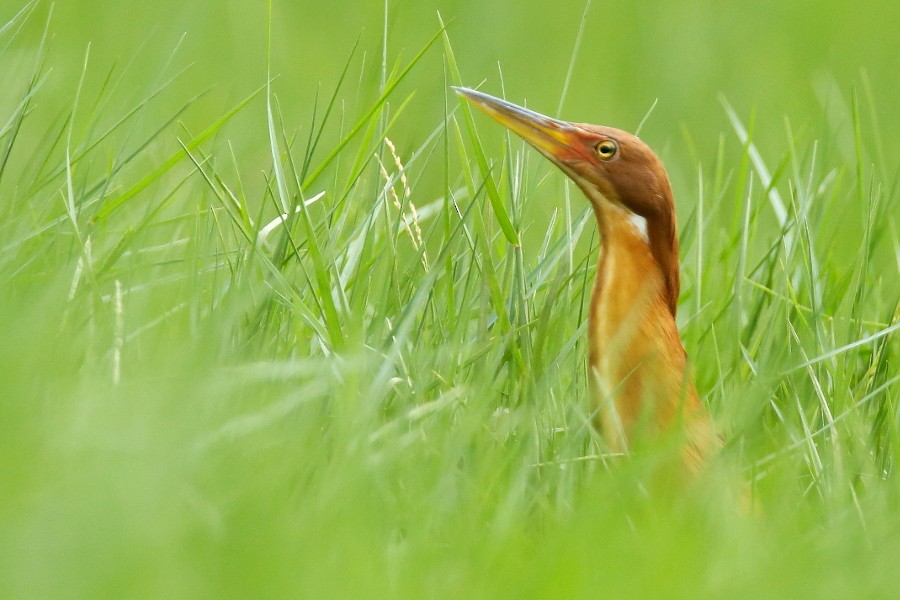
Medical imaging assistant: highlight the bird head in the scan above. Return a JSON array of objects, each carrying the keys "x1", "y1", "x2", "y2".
[
  {"x1": 454, "y1": 86, "x2": 681, "y2": 314},
  {"x1": 453, "y1": 87, "x2": 673, "y2": 221}
]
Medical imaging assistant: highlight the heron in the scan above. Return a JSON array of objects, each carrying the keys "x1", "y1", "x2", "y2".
[{"x1": 455, "y1": 87, "x2": 716, "y2": 473}]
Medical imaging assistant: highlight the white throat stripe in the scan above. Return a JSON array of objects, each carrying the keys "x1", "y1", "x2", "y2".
[{"x1": 627, "y1": 212, "x2": 649, "y2": 243}]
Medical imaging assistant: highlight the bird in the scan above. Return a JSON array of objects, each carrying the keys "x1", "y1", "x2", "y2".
[{"x1": 455, "y1": 86, "x2": 716, "y2": 474}]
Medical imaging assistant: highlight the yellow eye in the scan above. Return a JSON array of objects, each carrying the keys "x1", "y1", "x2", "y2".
[{"x1": 596, "y1": 140, "x2": 618, "y2": 160}]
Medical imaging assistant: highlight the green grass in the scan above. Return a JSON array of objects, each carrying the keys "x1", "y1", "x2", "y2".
[{"x1": 1, "y1": 1, "x2": 899, "y2": 598}]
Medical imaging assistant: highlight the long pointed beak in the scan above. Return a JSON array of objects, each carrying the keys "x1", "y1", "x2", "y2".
[{"x1": 453, "y1": 87, "x2": 588, "y2": 162}]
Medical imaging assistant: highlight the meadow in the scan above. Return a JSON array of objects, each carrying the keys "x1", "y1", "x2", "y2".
[{"x1": 1, "y1": 0, "x2": 898, "y2": 597}]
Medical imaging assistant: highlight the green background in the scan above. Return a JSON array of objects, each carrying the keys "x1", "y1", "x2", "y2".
[
  {"x1": 20, "y1": 0, "x2": 900, "y2": 168},
  {"x1": 2, "y1": 0, "x2": 898, "y2": 598}
]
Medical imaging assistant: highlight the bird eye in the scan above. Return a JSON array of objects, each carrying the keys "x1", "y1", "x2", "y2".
[{"x1": 596, "y1": 140, "x2": 618, "y2": 160}]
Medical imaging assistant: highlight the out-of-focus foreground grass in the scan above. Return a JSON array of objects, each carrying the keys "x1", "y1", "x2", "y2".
[{"x1": 1, "y1": 1, "x2": 898, "y2": 598}]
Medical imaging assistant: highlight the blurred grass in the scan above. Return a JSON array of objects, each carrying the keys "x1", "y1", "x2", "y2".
[{"x1": 1, "y1": 0, "x2": 899, "y2": 598}]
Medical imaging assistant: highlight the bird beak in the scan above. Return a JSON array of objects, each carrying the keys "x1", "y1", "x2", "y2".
[{"x1": 453, "y1": 87, "x2": 589, "y2": 162}]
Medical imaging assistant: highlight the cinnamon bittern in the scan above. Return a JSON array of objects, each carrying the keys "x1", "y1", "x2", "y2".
[{"x1": 455, "y1": 87, "x2": 716, "y2": 473}]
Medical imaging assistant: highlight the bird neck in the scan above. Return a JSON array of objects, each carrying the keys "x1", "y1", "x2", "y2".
[
  {"x1": 586, "y1": 198, "x2": 684, "y2": 398},
  {"x1": 591, "y1": 203, "x2": 668, "y2": 331},
  {"x1": 593, "y1": 201, "x2": 680, "y2": 317}
]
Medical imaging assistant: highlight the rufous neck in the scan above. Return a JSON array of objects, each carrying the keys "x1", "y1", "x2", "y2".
[{"x1": 592, "y1": 201, "x2": 679, "y2": 317}]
